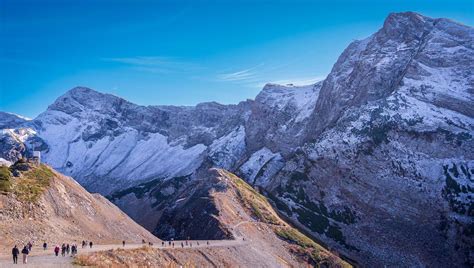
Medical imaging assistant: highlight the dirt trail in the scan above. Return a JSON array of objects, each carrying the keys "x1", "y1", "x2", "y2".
[{"x1": 0, "y1": 240, "x2": 246, "y2": 267}]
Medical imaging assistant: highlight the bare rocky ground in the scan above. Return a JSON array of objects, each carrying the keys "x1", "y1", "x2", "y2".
[{"x1": 0, "y1": 163, "x2": 159, "y2": 256}]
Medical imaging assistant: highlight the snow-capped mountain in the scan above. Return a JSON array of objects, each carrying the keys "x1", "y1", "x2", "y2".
[
  {"x1": 263, "y1": 12, "x2": 474, "y2": 267},
  {"x1": 19, "y1": 87, "x2": 250, "y2": 193},
  {"x1": 0, "y1": 12, "x2": 472, "y2": 267}
]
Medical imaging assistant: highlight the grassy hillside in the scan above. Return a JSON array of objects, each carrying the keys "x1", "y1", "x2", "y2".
[
  {"x1": 0, "y1": 166, "x2": 12, "y2": 193},
  {"x1": 0, "y1": 162, "x2": 53, "y2": 201}
]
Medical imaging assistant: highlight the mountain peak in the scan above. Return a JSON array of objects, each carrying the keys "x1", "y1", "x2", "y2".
[
  {"x1": 0, "y1": 112, "x2": 31, "y2": 129},
  {"x1": 47, "y1": 86, "x2": 132, "y2": 115},
  {"x1": 378, "y1": 11, "x2": 435, "y2": 43},
  {"x1": 385, "y1": 11, "x2": 429, "y2": 24},
  {"x1": 65, "y1": 86, "x2": 102, "y2": 96}
]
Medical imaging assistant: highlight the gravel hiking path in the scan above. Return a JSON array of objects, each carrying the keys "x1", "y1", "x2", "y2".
[{"x1": 0, "y1": 240, "x2": 246, "y2": 267}]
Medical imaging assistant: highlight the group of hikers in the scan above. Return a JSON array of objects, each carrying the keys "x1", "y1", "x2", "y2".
[
  {"x1": 156, "y1": 239, "x2": 210, "y2": 248},
  {"x1": 10, "y1": 242, "x2": 32, "y2": 264},
  {"x1": 10, "y1": 238, "x2": 213, "y2": 264},
  {"x1": 10, "y1": 240, "x2": 93, "y2": 264},
  {"x1": 53, "y1": 243, "x2": 79, "y2": 257}
]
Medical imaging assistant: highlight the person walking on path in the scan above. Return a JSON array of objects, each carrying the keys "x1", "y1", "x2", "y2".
[
  {"x1": 122, "y1": 240, "x2": 126, "y2": 247},
  {"x1": 54, "y1": 245, "x2": 60, "y2": 256},
  {"x1": 11, "y1": 245, "x2": 19, "y2": 264},
  {"x1": 21, "y1": 246, "x2": 29, "y2": 264},
  {"x1": 43, "y1": 242, "x2": 47, "y2": 250},
  {"x1": 89, "y1": 241, "x2": 93, "y2": 248},
  {"x1": 82, "y1": 240, "x2": 86, "y2": 249},
  {"x1": 61, "y1": 244, "x2": 66, "y2": 257}
]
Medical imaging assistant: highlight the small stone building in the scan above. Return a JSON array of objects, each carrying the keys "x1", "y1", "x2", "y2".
[{"x1": 31, "y1": 151, "x2": 41, "y2": 165}]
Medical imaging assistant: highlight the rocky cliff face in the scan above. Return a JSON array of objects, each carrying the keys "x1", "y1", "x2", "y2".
[
  {"x1": 0, "y1": 11, "x2": 472, "y2": 267},
  {"x1": 270, "y1": 12, "x2": 473, "y2": 267}
]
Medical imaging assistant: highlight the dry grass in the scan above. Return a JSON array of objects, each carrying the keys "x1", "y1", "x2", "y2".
[
  {"x1": 12, "y1": 164, "x2": 53, "y2": 202},
  {"x1": 224, "y1": 170, "x2": 281, "y2": 225},
  {"x1": 74, "y1": 247, "x2": 206, "y2": 267}
]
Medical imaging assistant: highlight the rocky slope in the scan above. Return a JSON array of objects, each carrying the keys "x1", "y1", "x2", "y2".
[
  {"x1": 0, "y1": 161, "x2": 159, "y2": 252},
  {"x1": 0, "y1": 11, "x2": 472, "y2": 267},
  {"x1": 90, "y1": 168, "x2": 351, "y2": 267}
]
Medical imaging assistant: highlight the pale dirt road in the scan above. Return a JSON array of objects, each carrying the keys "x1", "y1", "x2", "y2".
[{"x1": 0, "y1": 240, "x2": 246, "y2": 268}]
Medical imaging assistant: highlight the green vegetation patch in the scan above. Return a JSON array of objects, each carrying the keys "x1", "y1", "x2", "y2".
[
  {"x1": 224, "y1": 170, "x2": 280, "y2": 225},
  {"x1": 266, "y1": 191, "x2": 293, "y2": 216},
  {"x1": 295, "y1": 208, "x2": 329, "y2": 235},
  {"x1": 437, "y1": 128, "x2": 472, "y2": 146},
  {"x1": 13, "y1": 164, "x2": 53, "y2": 202},
  {"x1": 0, "y1": 166, "x2": 12, "y2": 193},
  {"x1": 2, "y1": 163, "x2": 54, "y2": 201},
  {"x1": 290, "y1": 171, "x2": 309, "y2": 182},
  {"x1": 442, "y1": 164, "x2": 474, "y2": 216},
  {"x1": 275, "y1": 226, "x2": 351, "y2": 267}
]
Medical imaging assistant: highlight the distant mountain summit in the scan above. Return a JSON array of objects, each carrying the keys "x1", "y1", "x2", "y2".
[
  {"x1": 0, "y1": 12, "x2": 472, "y2": 266},
  {"x1": 0, "y1": 112, "x2": 30, "y2": 129},
  {"x1": 308, "y1": 11, "x2": 473, "y2": 137}
]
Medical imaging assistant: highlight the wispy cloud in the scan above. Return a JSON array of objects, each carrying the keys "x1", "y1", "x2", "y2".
[
  {"x1": 215, "y1": 63, "x2": 325, "y2": 89},
  {"x1": 103, "y1": 56, "x2": 201, "y2": 74},
  {"x1": 216, "y1": 64, "x2": 263, "y2": 82}
]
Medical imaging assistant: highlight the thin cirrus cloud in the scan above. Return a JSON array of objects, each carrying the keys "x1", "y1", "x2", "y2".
[
  {"x1": 104, "y1": 57, "x2": 326, "y2": 88},
  {"x1": 217, "y1": 63, "x2": 325, "y2": 88},
  {"x1": 102, "y1": 56, "x2": 202, "y2": 74},
  {"x1": 216, "y1": 64, "x2": 263, "y2": 82}
]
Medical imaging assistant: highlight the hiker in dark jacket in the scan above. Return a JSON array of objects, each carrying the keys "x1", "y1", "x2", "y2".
[
  {"x1": 66, "y1": 244, "x2": 70, "y2": 255},
  {"x1": 43, "y1": 242, "x2": 47, "y2": 250},
  {"x1": 61, "y1": 244, "x2": 66, "y2": 257},
  {"x1": 11, "y1": 245, "x2": 19, "y2": 264},
  {"x1": 89, "y1": 241, "x2": 93, "y2": 248},
  {"x1": 21, "y1": 246, "x2": 29, "y2": 264},
  {"x1": 122, "y1": 240, "x2": 125, "y2": 247},
  {"x1": 54, "y1": 245, "x2": 60, "y2": 256},
  {"x1": 71, "y1": 244, "x2": 77, "y2": 256}
]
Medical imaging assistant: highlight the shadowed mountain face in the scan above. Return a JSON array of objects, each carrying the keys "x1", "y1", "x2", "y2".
[
  {"x1": 90, "y1": 169, "x2": 350, "y2": 267},
  {"x1": 0, "y1": 12, "x2": 473, "y2": 267}
]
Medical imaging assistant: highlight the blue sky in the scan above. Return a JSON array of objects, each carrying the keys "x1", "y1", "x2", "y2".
[{"x1": 1, "y1": 0, "x2": 473, "y2": 118}]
